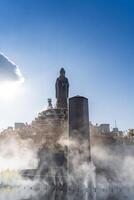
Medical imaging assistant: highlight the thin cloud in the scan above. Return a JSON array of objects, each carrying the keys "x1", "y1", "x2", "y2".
[{"x1": 0, "y1": 53, "x2": 24, "y2": 83}]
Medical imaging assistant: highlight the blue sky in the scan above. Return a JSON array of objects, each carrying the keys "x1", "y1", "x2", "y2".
[{"x1": 0, "y1": 0, "x2": 134, "y2": 130}]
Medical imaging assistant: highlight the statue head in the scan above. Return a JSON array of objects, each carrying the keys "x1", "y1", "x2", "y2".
[{"x1": 60, "y1": 68, "x2": 65, "y2": 77}]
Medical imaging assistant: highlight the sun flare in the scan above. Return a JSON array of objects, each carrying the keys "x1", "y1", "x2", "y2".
[{"x1": 0, "y1": 81, "x2": 23, "y2": 100}]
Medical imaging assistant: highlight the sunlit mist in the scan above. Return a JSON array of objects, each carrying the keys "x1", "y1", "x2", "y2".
[{"x1": 0, "y1": 80, "x2": 24, "y2": 100}]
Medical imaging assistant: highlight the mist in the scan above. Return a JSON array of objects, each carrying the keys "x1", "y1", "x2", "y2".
[{"x1": 0, "y1": 129, "x2": 134, "y2": 200}]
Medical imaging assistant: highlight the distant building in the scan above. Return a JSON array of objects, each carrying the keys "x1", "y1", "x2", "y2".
[
  {"x1": 99, "y1": 124, "x2": 110, "y2": 134},
  {"x1": 90, "y1": 123, "x2": 110, "y2": 136},
  {"x1": 7, "y1": 126, "x2": 13, "y2": 130},
  {"x1": 128, "y1": 129, "x2": 134, "y2": 137},
  {"x1": 14, "y1": 123, "x2": 25, "y2": 130},
  {"x1": 113, "y1": 127, "x2": 119, "y2": 133}
]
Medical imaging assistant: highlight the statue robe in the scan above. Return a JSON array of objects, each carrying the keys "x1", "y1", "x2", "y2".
[{"x1": 55, "y1": 76, "x2": 69, "y2": 109}]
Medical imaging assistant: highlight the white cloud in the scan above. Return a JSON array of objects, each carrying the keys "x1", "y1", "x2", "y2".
[{"x1": 0, "y1": 53, "x2": 24, "y2": 83}]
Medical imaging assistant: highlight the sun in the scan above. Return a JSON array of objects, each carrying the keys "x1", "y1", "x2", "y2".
[{"x1": 0, "y1": 81, "x2": 23, "y2": 100}]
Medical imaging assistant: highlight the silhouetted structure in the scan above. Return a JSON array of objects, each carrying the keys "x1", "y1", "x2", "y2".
[
  {"x1": 69, "y1": 96, "x2": 90, "y2": 141},
  {"x1": 55, "y1": 68, "x2": 69, "y2": 109},
  {"x1": 69, "y1": 96, "x2": 91, "y2": 164}
]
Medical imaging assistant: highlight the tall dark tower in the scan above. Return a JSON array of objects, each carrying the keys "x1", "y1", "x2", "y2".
[
  {"x1": 55, "y1": 68, "x2": 69, "y2": 109},
  {"x1": 69, "y1": 96, "x2": 90, "y2": 140},
  {"x1": 69, "y1": 96, "x2": 90, "y2": 159}
]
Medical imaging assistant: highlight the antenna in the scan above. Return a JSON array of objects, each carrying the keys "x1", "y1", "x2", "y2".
[{"x1": 115, "y1": 120, "x2": 117, "y2": 128}]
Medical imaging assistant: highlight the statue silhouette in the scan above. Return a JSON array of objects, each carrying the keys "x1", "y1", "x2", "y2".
[{"x1": 55, "y1": 68, "x2": 69, "y2": 109}]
